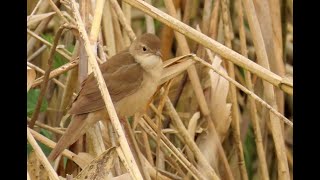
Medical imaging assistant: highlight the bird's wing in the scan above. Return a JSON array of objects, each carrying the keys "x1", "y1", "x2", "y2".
[{"x1": 68, "y1": 51, "x2": 144, "y2": 115}]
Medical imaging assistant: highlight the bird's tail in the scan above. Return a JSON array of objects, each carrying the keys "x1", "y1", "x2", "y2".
[{"x1": 47, "y1": 114, "x2": 95, "y2": 162}]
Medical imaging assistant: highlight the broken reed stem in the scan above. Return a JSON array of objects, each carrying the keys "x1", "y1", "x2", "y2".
[
  {"x1": 237, "y1": 1, "x2": 269, "y2": 179},
  {"x1": 140, "y1": 116, "x2": 206, "y2": 180},
  {"x1": 123, "y1": 0, "x2": 292, "y2": 95},
  {"x1": 27, "y1": 28, "x2": 72, "y2": 61},
  {"x1": 27, "y1": 128, "x2": 60, "y2": 180},
  {"x1": 220, "y1": 0, "x2": 249, "y2": 179},
  {"x1": 29, "y1": 25, "x2": 68, "y2": 129},
  {"x1": 165, "y1": 96, "x2": 220, "y2": 180},
  {"x1": 68, "y1": 0, "x2": 143, "y2": 179},
  {"x1": 31, "y1": 59, "x2": 79, "y2": 88},
  {"x1": 27, "y1": 117, "x2": 64, "y2": 135},
  {"x1": 193, "y1": 55, "x2": 292, "y2": 127},
  {"x1": 241, "y1": 0, "x2": 290, "y2": 178},
  {"x1": 109, "y1": 0, "x2": 136, "y2": 40}
]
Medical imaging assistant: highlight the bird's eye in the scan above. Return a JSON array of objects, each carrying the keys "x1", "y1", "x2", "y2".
[{"x1": 142, "y1": 46, "x2": 147, "y2": 51}]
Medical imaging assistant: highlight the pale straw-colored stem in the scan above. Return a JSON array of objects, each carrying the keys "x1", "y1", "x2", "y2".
[
  {"x1": 27, "y1": 117, "x2": 64, "y2": 135},
  {"x1": 220, "y1": 0, "x2": 248, "y2": 179},
  {"x1": 27, "y1": 45, "x2": 47, "y2": 62},
  {"x1": 31, "y1": 59, "x2": 79, "y2": 88},
  {"x1": 165, "y1": 96, "x2": 220, "y2": 180},
  {"x1": 27, "y1": 29, "x2": 72, "y2": 61},
  {"x1": 27, "y1": 0, "x2": 44, "y2": 22},
  {"x1": 140, "y1": 116, "x2": 206, "y2": 180},
  {"x1": 110, "y1": 0, "x2": 136, "y2": 41},
  {"x1": 29, "y1": 128, "x2": 88, "y2": 169},
  {"x1": 27, "y1": 128, "x2": 60, "y2": 180},
  {"x1": 68, "y1": 0, "x2": 143, "y2": 179},
  {"x1": 241, "y1": 0, "x2": 290, "y2": 178},
  {"x1": 238, "y1": 1, "x2": 269, "y2": 179},
  {"x1": 27, "y1": 62, "x2": 72, "y2": 92},
  {"x1": 192, "y1": 55, "x2": 292, "y2": 127}
]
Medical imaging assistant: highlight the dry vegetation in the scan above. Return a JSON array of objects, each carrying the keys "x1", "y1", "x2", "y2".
[{"x1": 27, "y1": 0, "x2": 293, "y2": 179}]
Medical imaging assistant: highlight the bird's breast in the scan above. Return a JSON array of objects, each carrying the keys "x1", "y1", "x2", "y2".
[{"x1": 114, "y1": 65, "x2": 162, "y2": 117}]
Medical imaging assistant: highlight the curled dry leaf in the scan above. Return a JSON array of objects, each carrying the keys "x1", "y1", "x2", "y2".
[
  {"x1": 74, "y1": 147, "x2": 117, "y2": 180},
  {"x1": 196, "y1": 55, "x2": 231, "y2": 170},
  {"x1": 208, "y1": 55, "x2": 232, "y2": 136},
  {"x1": 27, "y1": 12, "x2": 56, "y2": 27},
  {"x1": 27, "y1": 66, "x2": 36, "y2": 92},
  {"x1": 27, "y1": 151, "x2": 49, "y2": 180},
  {"x1": 187, "y1": 112, "x2": 201, "y2": 139}
]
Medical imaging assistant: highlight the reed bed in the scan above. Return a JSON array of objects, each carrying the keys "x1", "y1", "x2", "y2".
[{"x1": 27, "y1": 0, "x2": 293, "y2": 179}]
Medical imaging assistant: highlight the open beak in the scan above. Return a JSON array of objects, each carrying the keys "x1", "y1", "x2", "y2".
[{"x1": 156, "y1": 50, "x2": 163, "y2": 58}]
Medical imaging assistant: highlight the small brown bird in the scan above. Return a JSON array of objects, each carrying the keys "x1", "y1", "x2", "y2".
[{"x1": 48, "y1": 33, "x2": 163, "y2": 161}]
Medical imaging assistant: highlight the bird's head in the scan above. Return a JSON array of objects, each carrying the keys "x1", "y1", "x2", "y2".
[{"x1": 129, "y1": 33, "x2": 163, "y2": 70}]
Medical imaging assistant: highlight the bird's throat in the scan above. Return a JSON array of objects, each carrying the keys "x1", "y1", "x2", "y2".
[{"x1": 135, "y1": 54, "x2": 163, "y2": 71}]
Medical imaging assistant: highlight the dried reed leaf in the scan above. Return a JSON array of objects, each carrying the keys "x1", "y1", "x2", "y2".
[
  {"x1": 74, "y1": 147, "x2": 117, "y2": 180},
  {"x1": 196, "y1": 55, "x2": 231, "y2": 171},
  {"x1": 187, "y1": 112, "x2": 200, "y2": 139},
  {"x1": 27, "y1": 151, "x2": 49, "y2": 180},
  {"x1": 208, "y1": 55, "x2": 232, "y2": 138},
  {"x1": 27, "y1": 66, "x2": 36, "y2": 92},
  {"x1": 160, "y1": 55, "x2": 195, "y2": 85},
  {"x1": 76, "y1": 152, "x2": 94, "y2": 166},
  {"x1": 27, "y1": 12, "x2": 56, "y2": 27}
]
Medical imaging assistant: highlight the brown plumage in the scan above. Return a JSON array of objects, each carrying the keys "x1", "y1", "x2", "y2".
[{"x1": 48, "y1": 33, "x2": 163, "y2": 161}]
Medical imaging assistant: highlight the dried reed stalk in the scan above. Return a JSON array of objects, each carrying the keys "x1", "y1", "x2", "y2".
[
  {"x1": 27, "y1": 128, "x2": 60, "y2": 180},
  {"x1": 140, "y1": 116, "x2": 206, "y2": 180},
  {"x1": 241, "y1": 0, "x2": 290, "y2": 179},
  {"x1": 220, "y1": 0, "x2": 248, "y2": 179},
  {"x1": 237, "y1": 0, "x2": 269, "y2": 179},
  {"x1": 68, "y1": 0, "x2": 143, "y2": 179}
]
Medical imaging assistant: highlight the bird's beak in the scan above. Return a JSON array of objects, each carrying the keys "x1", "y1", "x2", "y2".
[{"x1": 156, "y1": 50, "x2": 163, "y2": 58}]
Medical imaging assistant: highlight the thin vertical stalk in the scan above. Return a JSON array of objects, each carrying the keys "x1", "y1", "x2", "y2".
[
  {"x1": 238, "y1": 0, "x2": 269, "y2": 179},
  {"x1": 220, "y1": 0, "x2": 248, "y2": 179},
  {"x1": 241, "y1": 0, "x2": 290, "y2": 179}
]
